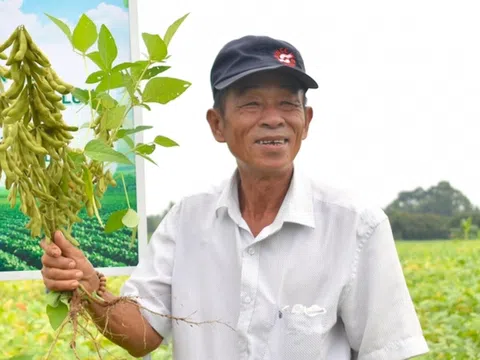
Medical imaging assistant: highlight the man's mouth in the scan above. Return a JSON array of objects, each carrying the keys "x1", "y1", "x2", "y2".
[{"x1": 255, "y1": 139, "x2": 289, "y2": 145}]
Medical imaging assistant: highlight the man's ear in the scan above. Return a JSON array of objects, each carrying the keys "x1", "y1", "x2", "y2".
[
  {"x1": 302, "y1": 106, "x2": 314, "y2": 140},
  {"x1": 206, "y1": 108, "x2": 226, "y2": 143}
]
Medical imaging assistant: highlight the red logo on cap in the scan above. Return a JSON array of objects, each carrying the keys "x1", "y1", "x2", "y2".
[{"x1": 274, "y1": 48, "x2": 296, "y2": 67}]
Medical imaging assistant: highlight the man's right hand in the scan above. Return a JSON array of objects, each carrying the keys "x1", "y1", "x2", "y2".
[{"x1": 40, "y1": 230, "x2": 100, "y2": 294}]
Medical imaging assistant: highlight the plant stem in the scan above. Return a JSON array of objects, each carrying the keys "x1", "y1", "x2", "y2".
[{"x1": 121, "y1": 173, "x2": 130, "y2": 209}]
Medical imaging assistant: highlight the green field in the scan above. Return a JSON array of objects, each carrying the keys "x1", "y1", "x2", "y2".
[
  {"x1": 1, "y1": 239, "x2": 479, "y2": 359},
  {"x1": 0, "y1": 170, "x2": 139, "y2": 272}
]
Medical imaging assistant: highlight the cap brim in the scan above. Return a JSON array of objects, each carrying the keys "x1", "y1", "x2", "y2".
[{"x1": 214, "y1": 65, "x2": 318, "y2": 91}]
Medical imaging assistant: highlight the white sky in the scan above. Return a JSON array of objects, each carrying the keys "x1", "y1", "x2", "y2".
[
  {"x1": 136, "y1": 0, "x2": 480, "y2": 215},
  {"x1": 3, "y1": 0, "x2": 478, "y2": 216}
]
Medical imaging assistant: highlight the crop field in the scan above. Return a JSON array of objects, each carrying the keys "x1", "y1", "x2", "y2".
[
  {"x1": 0, "y1": 171, "x2": 139, "y2": 272},
  {"x1": 0, "y1": 239, "x2": 478, "y2": 359}
]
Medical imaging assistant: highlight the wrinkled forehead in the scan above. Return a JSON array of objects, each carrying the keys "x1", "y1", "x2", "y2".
[{"x1": 228, "y1": 70, "x2": 305, "y2": 96}]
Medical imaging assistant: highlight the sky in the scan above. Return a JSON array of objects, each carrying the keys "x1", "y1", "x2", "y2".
[{"x1": 1, "y1": 0, "x2": 479, "y2": 216}]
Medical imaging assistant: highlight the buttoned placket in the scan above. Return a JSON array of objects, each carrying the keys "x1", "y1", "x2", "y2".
[
  {"x1": 235, "y1": 217, "x2": 285, "y2": 360},
  {"x1": 236, "y1": 226, "x2": 261, "y2": 359}
]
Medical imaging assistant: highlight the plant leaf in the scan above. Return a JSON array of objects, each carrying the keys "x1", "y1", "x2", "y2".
[
  {"x1": 85, "y1": 70, "x2": 105, "y2": 84},
  {"x1": 96, "y1": 72, "x2": 124, "y2": 92},
  {"x1": 164, "y1": 13, "x2": 189, "y2": 47},
  {"x1": 141, "y1": 33, "x2": 167, "y2": 61},
  {"x1": 85, "y1": 139, "x2": 133, "y2": 164},
  {"x1": 143, "y1": 66, "x2": 170, "y2": 80},
  {"x1": 96, "y1": 92, "x2": 117, "y2": 109},
  {"x1": 135, "y1": 143, "x2": 155, "y2": 155},
  {"x1": 105, "y1": 209, "x2": 128, "y2": 233},
  {"x1": 143, "y1": 77, "x2": 191, "y2": 104},
  {"x1": 71, "y1": 88, "x2": 90, "y2": 104},
  {"x1": 45, "y1": 14, "x2": 72, "y2": 42},
  {"x1": 87, "y1": 51, "x2": 107, "y2": 71},
  {"x1": 138, "y1": 103, "x2": 151, "y2": 111},
  {"x1": 117, "y1": 125, "x2": 153, "y2": 138},
  {"x1": 137, "y1": 152, "x2": 158, "y2": 166},
  {"x1": 123, "y1": 0, "x2": 129, "y2": 8},
  {"x1": 122, "y1": 208, "x2": 139, "y2": 228},
  {"x1": 45, "y1": 291, "x2": 61, "y2": 307},
  {"x1": 46, "y1": 302, "x2": 69, "y2": 330},
  {"x1": 72, "y1": 14, "x2": 97, "y2": 53},
  {"x1": 98, "y1": 24, "x2": 118, "y2": 70},
  {"x1": 7, "y1": 354, "x2": 35, "y2": 360},
  {"x1": 121, "y1": 135, "x2": 135, "y2": 149},
  {"x1": 103, "y1": 105, "x2": 127, "y2": 130},
  {"x1": 112, "y1": 62, "x2": 135, "y2": 72},
  {"x1": 154, "y1": 135, "x2": 179, "y2": 147}
]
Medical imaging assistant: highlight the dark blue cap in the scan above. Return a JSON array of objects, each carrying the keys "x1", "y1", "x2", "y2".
[{"x1": 210, "y1": 35, "x2": 318, "y2": 96}]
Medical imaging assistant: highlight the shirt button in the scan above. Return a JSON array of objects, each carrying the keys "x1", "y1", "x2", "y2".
[
  {"x1": 248, "y1": 247, "x2": 255, "y2": 255},
  {"x1": 244, "y1": 295, "x2": 252, "y2": 304}
]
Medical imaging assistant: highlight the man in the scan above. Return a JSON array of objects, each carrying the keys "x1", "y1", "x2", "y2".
[{"x1": 40, "y1": 35, "x2": 429, "y2": 359}]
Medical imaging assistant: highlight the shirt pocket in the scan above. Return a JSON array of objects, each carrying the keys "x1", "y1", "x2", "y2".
[{"x1": 268, "y1": 305, "x2": 335, "y2": 360}]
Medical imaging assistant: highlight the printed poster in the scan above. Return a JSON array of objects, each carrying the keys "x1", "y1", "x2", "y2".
[{"x1": 0, "y1": 0, "x2": 147, "y2": 280}]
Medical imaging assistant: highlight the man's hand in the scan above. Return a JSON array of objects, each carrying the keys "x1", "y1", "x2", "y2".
[{"x1": 40, "y1": 230, "x2": 100, "y2": 294}]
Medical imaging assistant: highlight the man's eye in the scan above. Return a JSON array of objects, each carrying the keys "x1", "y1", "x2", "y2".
[
  {"x1": 281, "y1": 101, "x2": 299, "y2": 107},
  {"x1": 243, "y1": 102, "x2": 260, "y2": 107}
]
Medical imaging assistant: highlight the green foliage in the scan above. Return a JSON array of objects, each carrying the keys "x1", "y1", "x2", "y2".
[
  {"x1": 461, "y1": 217, "x2": 472, "y2": 240},
  {"x1": 386, "y1": 181, "x2": 475, "y2": 217},
  {"x1": 3, "y1": 241, "x2": 480, "y2": 359},
  {"x1": 387, "y1": 211, "x2": 450, "y2": 240},
  {"x1": 397, "y1": 240, "x2": 480, "y2": 359}
]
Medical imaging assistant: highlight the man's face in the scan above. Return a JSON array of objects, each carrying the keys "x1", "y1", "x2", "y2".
[{"x1": 207, "y1": 71, "x2": 313, "y2": 175}]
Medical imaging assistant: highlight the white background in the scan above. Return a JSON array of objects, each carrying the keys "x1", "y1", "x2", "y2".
[{"x1": 134, "y1": 0, "x2": 480, "y2": 215}]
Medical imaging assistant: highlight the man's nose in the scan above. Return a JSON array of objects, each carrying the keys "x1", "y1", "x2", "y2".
[{"x1": 259, "y1": 108, "x2": 285, "y2": 128}]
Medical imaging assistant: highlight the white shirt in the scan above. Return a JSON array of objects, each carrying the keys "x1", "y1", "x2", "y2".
[{"x1": 121, "y1": 168, "x2": 429, "y2": 360}]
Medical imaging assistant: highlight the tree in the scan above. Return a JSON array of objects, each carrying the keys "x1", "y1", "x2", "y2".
[{"x1": 385, "y1": 181, "x2": 474, "y2": 217}]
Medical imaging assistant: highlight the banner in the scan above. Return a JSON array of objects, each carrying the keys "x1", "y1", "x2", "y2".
[{"x1": 0, "y1": 0, "x2": 146, "y2": 280}]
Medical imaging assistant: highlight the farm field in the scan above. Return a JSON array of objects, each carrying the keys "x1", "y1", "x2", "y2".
[
  {"x1": 0, "y1": 239, "x2": 478, "y2": 359},
  {"x1": 0, "y1": 171, "x2": 139, "y2": 273}
]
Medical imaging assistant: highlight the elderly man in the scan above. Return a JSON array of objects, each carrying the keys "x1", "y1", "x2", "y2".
[{"x1": 40, "y1": 35, "x2": 429, "y2": 360}]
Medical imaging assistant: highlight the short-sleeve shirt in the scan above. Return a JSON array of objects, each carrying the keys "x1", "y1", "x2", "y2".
[{"x1": 121, "y1": 167, "x2": 429, "y2": 360}]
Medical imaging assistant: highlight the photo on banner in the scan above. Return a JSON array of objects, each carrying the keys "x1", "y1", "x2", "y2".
[{"x1": 0, "y1": 0, "x2": 147, "y2": 281}]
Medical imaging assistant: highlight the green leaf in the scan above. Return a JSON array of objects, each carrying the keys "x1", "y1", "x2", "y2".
[
  {"x1": 46, "y1": 291, "x2": 61, "y2": 307},
  {"x1": 45, "y1": 13, "x2": 72, "y2": 42},
  {"x1": 137, "y1": 152, "x2": 158, "y2": 166},
  {"x1": 96, "y1": 71, "x2": 125, "y2": 92},
  {"x1": 79, "y1": 122, "x2": 90, "y2": 129},
  {"x1": 117, "y1": 125, "x2": 153, "y2": 138},
  {"x1": 7, "y1": 355, "x2": 34, "y2": 360},
  {"x1": 96, "y1": 92, "x2": 117, "y2": 108},
  {"x1": 121, "y1": 135, "x2": 135, "y2": 149},
  {"x1": 122, "y1": 208, "x2": 140, "y2": 228},
  {"x1": 87, "y1": 51, "x2": 107, "y2": 71},
  {"x1": 85, "y1": 139, "x2": 133, "y2": 165},
  {"x1": 123, "y1": 0, "x2": 129, "y2": 8},
  {"x1": 138, "y1": 103, "x2": 152, "y2": 111},
  {"x1": 83, "y1": 166, "x2": 94, "y2": 201},
  {"x1": 142, "y1": 33, "x2": 167, "y2": 61},
  {"x1": 86, "y1": 70, "x2": 105, "y2": 84},
  {"x1": 112, "y1": 61, "x2": 135, "y2": 72},
  {"x1": 135, "y1": 143, "x2": 155, "y2": 155},
  {"x1": 103, "y1": 105, "x2": 127, "y2": 130},
  {"x1": 164, "y1": 13, "x2": 189, "y2": 47},
  {"x1": 71, "y1": 88, "x2": 90, "y2": 104},
  {"x1": 154, "y1": 135, "x2": 179, "y2": 147},
  {"x1": 105, "y1": 209, "x2": 128, "y2": 233},
  {"x1": 143, "y1": 65, "x2": 170, "y2": 80},
  {"x1": 98, "y1": 24, "x2": 118, "y2": 70},
  {"x1": 143, "y1": 77, "x2": 191, "y2": 104},
  {"x1": 46, "y1": 302, "x2": 69, "y2": 330},
  {"x1": 72, "y1": 14, "x2": 97, "y2": 53}
]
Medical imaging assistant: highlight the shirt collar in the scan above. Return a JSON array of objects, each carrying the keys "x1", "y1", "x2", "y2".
[{"x1": 215, "y1": 167, "x2": 316, "y2": 229}]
